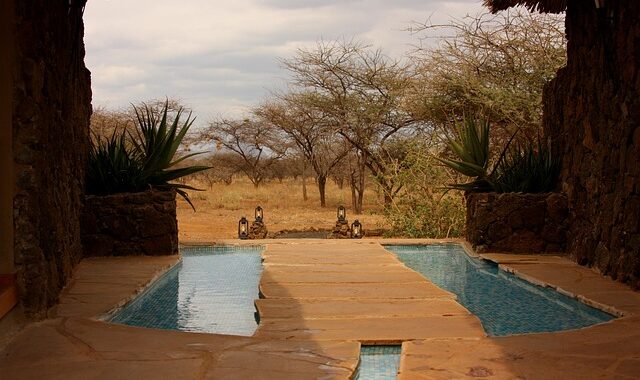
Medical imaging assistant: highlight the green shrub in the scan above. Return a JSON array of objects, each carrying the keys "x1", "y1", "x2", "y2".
[
  {"x1": 383, "y1": 139, "x2": 466, "y2": 238},
  {"x1": 385, "y1": 194, "x2": 465, "y2": 238},
  {"x1": 86, "y1": 101, "x2": 210, "y2": 208}
]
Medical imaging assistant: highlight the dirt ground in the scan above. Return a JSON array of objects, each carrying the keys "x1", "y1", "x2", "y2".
[{"x1": 177, "y1": 178, "x2": 389, "y2": 241}]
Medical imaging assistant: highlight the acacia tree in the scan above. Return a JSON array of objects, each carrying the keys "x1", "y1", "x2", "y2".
[
  {"x1": 282, "y1": 40, "x2": 420, "y2": 206},
  {"x1": 200, "y1": 118, "x2": 287, "y2": 187},
  {"x1": 255, "y1": 92, "x2": 350, "y2": 207},
  {"x1": 408, "y1": 10, "x2": 566, "y2": 141},
  {"x1": 192, "y1": 152, "x2": 241, "y2": 188}
]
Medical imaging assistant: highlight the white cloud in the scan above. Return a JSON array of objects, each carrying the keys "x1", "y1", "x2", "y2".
[{"x1": 84, "y1": 0, "x2": 484, "y2": 124}]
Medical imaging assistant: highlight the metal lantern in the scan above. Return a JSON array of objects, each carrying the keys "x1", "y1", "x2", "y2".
[
  {"x1": 337, "y1": 205, "x2": 346, "y2": 222},
  {"x1": 238, "y1": 216, "x2": 249, "y2": 239},
  {"x1": 255, "y1": 206, "x2": 264, "y2": 222},
  {"x1": 351, "y1": 219, "x2": 363, "y2": 239}
]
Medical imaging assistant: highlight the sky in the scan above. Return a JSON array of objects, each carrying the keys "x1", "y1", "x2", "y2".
[{"x1": 84, "y1": 0, "x2": 484, "y2": 127}]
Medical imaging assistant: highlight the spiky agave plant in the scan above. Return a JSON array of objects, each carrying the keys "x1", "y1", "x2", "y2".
[
  {"x1": 493, "y1": 138, "x2": 560, "y2": 193},
  {"x1": 86, "y1": 131, "x2": 144, "y2": 195},
  {"x1": 86, "y1": 101, "x2": 210, "y2": 209},
  {"x1": 436, "y1": 116, "x2": 559, "y2": 193},
  {"x1": 436, "y1": 117, "x2": 495, "y2": 192},
  {"x1": 129, "y1": 101, "x2": 210, "y2": 209}
]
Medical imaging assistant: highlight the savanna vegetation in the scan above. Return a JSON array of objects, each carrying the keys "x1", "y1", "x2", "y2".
[{"x1": 90, "y1": 10, "x2": 566, "y2": 239}]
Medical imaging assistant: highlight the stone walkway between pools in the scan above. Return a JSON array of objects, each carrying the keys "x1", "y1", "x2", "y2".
[
  {"x1": 255, "y1": 241, "x2": 482, "y2": 343},
  {"x1": 1, "y1": 239, "x2": 640, "y2": 379}
]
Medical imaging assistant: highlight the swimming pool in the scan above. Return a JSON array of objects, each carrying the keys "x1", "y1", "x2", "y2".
[
  {"x1": 355, "y1": 346, "x2": 402, "y2": 380},
  {"x1": 110, "y1": 245, "x2": 263, "y2": 335},
  {"x1": 386, "y1": 244, "x2": 615, "y2": 336}
]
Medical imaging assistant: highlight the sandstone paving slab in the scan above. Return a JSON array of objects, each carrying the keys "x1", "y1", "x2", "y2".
[
  {"x1": 263, "y1": 243, "x2": 400, "y2": 259},
  {"x1": 255, "y1": 299, "x2": 470, "y2": 320},
  {"x1": 262, "y1": 251, "x2": 394, "y2": 260},
  {"x1": 480, "y1": 253, "x2": 572, "y2": 265},
  {"x1": 263, "y1": 263, "x2": 407, "y2": 271},
  {"x1": 260, "y1": 282, "x2": 455, "y2": 300},
  {"x1": 3, "y1": 357, "x2": 205, "y2": 380},
  {"x1": 481, "y1": 253, "x2": 640, "y2": 315},
  {"x1": 255, "y1": 315, "x2": 485, "y2": 343},
  {"x1": 54, "y1": 255, "x2": 180, "y2": 318},
  {"x1": 64, "y1": 282, "x2": 152, "y2": 296},
  {"x1": 260, "y1": 269, "x2": 428, "y2": 284},
  {"x1": 263, "y1": 246, "x2": 388, "y2": 254},
  {"x1": 264, "y1": 253, "x2": 400, "y2": 265},
  {"x1": 0, "y1": 318, "x2": 360, "y2": 380},
  {"x1": 398, "y1": 339, "x2": 519, "y2": 380},
  {"x1": 399, "y1": 314, "x2": 640, "y2": 380},
  {"x1": 505, "y1": 264, "x2": 631, "y2": 291}
]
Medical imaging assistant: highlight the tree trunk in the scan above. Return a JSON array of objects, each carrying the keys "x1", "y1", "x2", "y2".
[
  {"x1": 301, "y1": 161, "x2": 308, "y2": 201},
  {"x1": 349, "y1": 168, "x2": 365, "y2": 214},
  {"x1": 356, "y1": 172, "x2": 365, "y2": 214},
  {"x1": 318, "y1": 175, "x2": 327, "y2": 207},
  {"x1": 356, "y1": 187, "x2": 364, "y2": 215},
  {"x1": 350, "y1": 176, "x2": 358, "y2": 213}
]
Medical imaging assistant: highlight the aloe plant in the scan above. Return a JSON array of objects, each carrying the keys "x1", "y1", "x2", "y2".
[
  {"x1": 87, "y1": 101, "x2": 210, "y2": 209},
  {"x1": 493, "y1": 139, "x2": 560, "y2": 193},
  {"x1": 437, "y1": 117, "x2": 559, "y2": 193},
  {"x1": 436, "y1": 118, "x2": 495, "y2": 192},
  {"x1": 86, "y1": 131, "x2": 144, "y2": 195}
]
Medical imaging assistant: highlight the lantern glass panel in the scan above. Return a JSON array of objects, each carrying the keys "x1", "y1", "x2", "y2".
[
  {"x1": 238, "y1": 217, "x2": 249, "y2": 239},
  {"x1": 255, "y1": 206, "x2": 263, "y2": 222},
  {"x1": 337, "y1": 206, "x2": 346, "y2": 222},
  {"x1": 351, "y1": 220, "x2": 362, "y2": 238}
]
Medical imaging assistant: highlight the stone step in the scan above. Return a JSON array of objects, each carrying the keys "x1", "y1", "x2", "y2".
[
  {"x1": 259, "y1": 282, "x2": 456, "y2": 300},
  {"x1": 254, "y1": 316, "x2": 485, "y2": 343},
  {"x1": 255, "y1": 298, "x2": 470, "y2": 320},
  {"x1": 259, "y1": 269, "x2": 428, "y2": 284}
]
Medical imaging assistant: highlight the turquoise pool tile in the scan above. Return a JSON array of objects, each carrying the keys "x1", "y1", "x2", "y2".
[
  {"x1": 355, "y1": 346, "x2": 401, "y2": 380},
  {"x1": 110, "y1": 245, "x2": 263, "y2": 336},
  {"x1": 385, "y1": 244, "x2": 615, "y2": 336}
]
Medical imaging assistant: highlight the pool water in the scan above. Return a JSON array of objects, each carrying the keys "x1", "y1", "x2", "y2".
[
  {"x1": 386, "y1": 244, "x2": 615, "y2": 336},
  {"x1": 355, "y1": 346, "x2": 402, "y2": 380},
  {"x1": 110, "y1": 245, "x2": 263, "y2": 335}
]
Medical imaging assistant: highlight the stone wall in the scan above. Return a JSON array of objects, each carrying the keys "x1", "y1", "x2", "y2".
[
  {"x1": 81, "y1": 190, "x2": 179, "y2": 257},
  {"x1": 466, "y1": 193, "x2": 568, "y2": 253},
  {"x1": 543, "y1": 1, "x2": 640, "y2": 287},
  {"x1": 12, "y1": 1, "x2": 91, "y2": 318}
]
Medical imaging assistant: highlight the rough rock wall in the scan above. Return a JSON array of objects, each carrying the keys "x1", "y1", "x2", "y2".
[
  {"x1": 81, "y1": 190, "x2": 179, "y2": 257},
  {"x1": 543, "y1": 0, "x2": 640, "y2": 286},
  {"x1": 466, "y1": 193, "x2": 568, "y2": 253},
  {"x1": 13, "y1": 1, "x2": 91, "y2": 318}
]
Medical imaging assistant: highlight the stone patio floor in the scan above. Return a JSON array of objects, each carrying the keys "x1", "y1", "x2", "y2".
[{"x1": 1, "y1": 239, "x2": 639, "y2": 379}]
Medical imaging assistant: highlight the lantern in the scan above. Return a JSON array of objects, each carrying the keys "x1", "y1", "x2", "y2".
[
  {"x1": 594, "y1": 0, "x2": 606, "y2": 9},
  {"x1": 255, "y1": 206, "x2": 264, "y2": 222},
  {"x1": 238, "y1": 217, "x2": 249, "y2": 239},
  {"x1": 351, "y1": 219, "x2": 363, "y2": 239},
  {"x1": 337, "y1": 205, "x2": 346, "y2": 222}
]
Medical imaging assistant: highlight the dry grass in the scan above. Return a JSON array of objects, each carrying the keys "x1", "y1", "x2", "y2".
[{"x1": 177, "y1": 177, "x2": 389, "y2": 241}]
